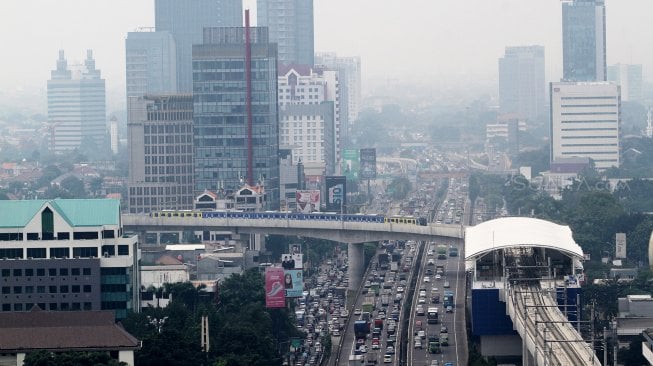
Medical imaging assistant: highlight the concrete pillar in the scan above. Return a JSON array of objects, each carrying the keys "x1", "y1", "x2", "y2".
[{"x1": 348, "y1": 242, "x2": 365, "y2": 290}]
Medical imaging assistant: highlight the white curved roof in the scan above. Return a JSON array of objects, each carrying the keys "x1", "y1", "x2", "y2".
[{"x1": 465, "y1": 217, "x2": 584, "y2": 260}]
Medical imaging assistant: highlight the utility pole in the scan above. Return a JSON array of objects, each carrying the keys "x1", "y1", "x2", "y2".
[{"x1": 603, "y1": 326, "x2": 607, "y2": 366}]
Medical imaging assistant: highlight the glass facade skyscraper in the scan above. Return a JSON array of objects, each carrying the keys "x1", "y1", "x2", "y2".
[
  {"x1": 155, "y1": 0, "x2": 243, "y2": 92},
  {"x1": 257, "y1": 0, "x2": 314, "y2": 66},
  {"x1": 192, "y1": 26, "x2": 279, "y2": 209},
  {"x1": 562, "y1": 0, "x2": 606, "y2": 82}
]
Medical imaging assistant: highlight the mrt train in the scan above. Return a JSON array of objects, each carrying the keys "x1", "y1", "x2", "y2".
[{"x1": 149, "y1": 210, "x2": 428, "y2": 226}]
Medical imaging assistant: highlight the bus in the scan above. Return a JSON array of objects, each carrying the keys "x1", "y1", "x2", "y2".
[
  {"x1": 437, "y1": 244, "x2": 447, "y2": 260},
  {"x1": 427, "y1": 307, "x2": 439, "y2": 324}
]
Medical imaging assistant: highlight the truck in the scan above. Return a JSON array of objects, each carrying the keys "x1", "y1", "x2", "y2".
[
  {"x1": 435, "y1": 264, "x2": 445, "y2": 275},
  {"x1": 362, "y1": 295, "x2": 375, "y2": 313},
  {"x1": 427, "y1": 307, "x2": 439, "y2": 324},
  {"x1": 354, "y1": 320, "x2": 370, "y2": 339},
  {"x1": 374, "y1": 318, "x2": 384, "y2": 330},
  {"x1": 437, "y1": 244, "x2": 447, "y2": 260},
  {"x1": 378, "y1": 253, "x2": 390, "y2": 270},
  {"x1": 428, "y1": 335, "x2": 441, "y2": 354},
  {"x1": 349, "y1": 354, "x2": 364, "y2": 365},
  {"x1": 390, "y1": 262, "x2": 398, "y2": 272},
  {"x1": 381, "y1": 294, "x2": 389, "y2": 307},
  {"x1": 443, "y1": 290, "x2": 454, "y2": 308}
]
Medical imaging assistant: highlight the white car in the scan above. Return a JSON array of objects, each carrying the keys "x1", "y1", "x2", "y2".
[
  {"x1": 354, "y1": 308, "x2": 362, "y2": 315},
  {"x1": 384, "y1": 354, "x2": 392, "y2": 363},
  {"x1": 423, "y1": 276, "x2": 430, "y2": 283},
  {"x1": 396, "y1": 286, "x2": 404, "y2": 293},
  {"x1": 359, "y1": 345, "x2": 368, "y2": 353},
  {"x1": 414, "y1": 339, "x2": 422, "y2": 349}
]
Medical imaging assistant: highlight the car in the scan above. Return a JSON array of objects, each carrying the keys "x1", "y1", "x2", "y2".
[
  {"x1": 426, "y1": 268, "x2": 433, "y2": 275},
  {"x1": 372, "y1": 338, "x2": 380, "y2": 349},
  {"x1": 427, "y1": 259, "x2": 435, "y2": 266},
  {"x1": 353, "y1": 308, "x2": 361, "y2": 315},
  {"x1": 378, "y1": 311, "x2": 386, "y2": 319},
  {"x1": 440, "y1": 325, "x2": 448, "y2": 333},
  {"x1": 396, "y1": 286, "x2": 404, "y2": 293},
  {"x1": 423, "y1": 276, "x2": 430, "y2": 283},
  {"x1": 383, "y1": 354, "x2": 392, "y2": 363},
  {"x1": 430, "y1": 360, "x2": 440, "y2": 366},
  {"x1": 417, "y1": 330, "x2": 426, "y2": 339},
  {"x1": 446, "y1": 306, "x2": 453, "y2": 313},
  {"x1": 414, "y1": 339, "x2": 422, "y2": 349},
  {"x1": 332, "y1": 329, "x2": 340, "y2": 336},
  {"x1": 359, "y1": 345, "x2": 368, "y2": 353},
  {"x1": 435, "y1": 274, "x2": 442, "y2": 280},
  {"x1": 386, "y1": 346, "x2": 395, "y2": 354},
  {"x1": 357, "y1": 338, "x2": 365, "y2": 346},
  {"x1": 443, "y1": 281, "x2": 450, "y2": 288},
  {"x1": 418, "y1": 297, "x2": 426, "y2": 304},
  {"x1": 443, "y1": 363, "x2": 454, "y2": 366}
]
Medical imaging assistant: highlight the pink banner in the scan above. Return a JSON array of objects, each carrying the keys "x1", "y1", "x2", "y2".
[{"x1": 265, "y1": 267, "x2": 286, "y2": 308}]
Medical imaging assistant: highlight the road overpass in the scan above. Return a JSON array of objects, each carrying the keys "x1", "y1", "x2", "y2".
[{"x1": 122, "y1": 214, "x2": 464, "y2": 289}]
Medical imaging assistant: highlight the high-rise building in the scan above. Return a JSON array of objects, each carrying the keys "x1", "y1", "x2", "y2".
[
  {"x1": 47, "y1": 50, "x2": 107, "y2": 154},
  {"x1": 192, "y1": 25, "x2": 280, "y2": 209},
  {"x1": 257, "y1": 0, "x2": 314, "y2": 66},
  {"x1": 498, "y1": 46, "x2": 545, "y2": 121},
  {"x1": 550, "y1": 81, "x2": 620, "y2": 170},
  {"x1": 128, "y1": 95, "x2": 195, "y2": 213},
  {"x1": 278, "y1": 65, "x2": 339, "y2": 175},
  {"x1": 608, "y1": 63, "x2": 643, "y2": 102},
  {"x1": 125, "y1": 29, "x2": 177, "y2": 101},
  {"x1": 315, "y1": 52, "x2": 362, "y2": 142},
  {"x1": 0, "y1": 199, "x2": 139, "y2": 320},
  {"x1": 155, "y1": 0, "x2": 243, "y2": 93},
  {"x1": 562, "y1": 0, "x2": 606, "y2": 82}
]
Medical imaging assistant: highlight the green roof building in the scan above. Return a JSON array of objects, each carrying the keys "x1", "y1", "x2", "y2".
[{"x1": 0, "y1": 199, "x2": 139, "y2": 319}]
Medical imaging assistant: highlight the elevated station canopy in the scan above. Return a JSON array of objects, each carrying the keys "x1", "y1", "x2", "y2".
[{"x1": 465, "y1": 217, "x2": 584, "y2": 261}]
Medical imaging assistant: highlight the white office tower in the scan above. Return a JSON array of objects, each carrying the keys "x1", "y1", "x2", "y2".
[
  {"x1": 47, "y1": 50, "x2": 107, "y2": 154},
  {"x1": 607, "y1": 63, "x2": 643, "y2": 102},
  {"x1": 314, "y1": 52, "x2": 362, "y2": 136},
  {"x1": 278, "y1": 65, "x2": 339, "y2": 175},
  {"x1": 109, "y1": 116, "x2": 119, "y2": 154},
  {"x1": 550, "y1": 82, "x2": 621, "y2": 170}
]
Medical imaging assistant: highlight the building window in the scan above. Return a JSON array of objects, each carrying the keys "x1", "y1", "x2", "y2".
[
  {"x1": 83, "y1": 285, "x2": 92, "y2": 293},
  {"x1": 60, "y1": 303, "x2": 69, "y2": 311},
  {"x1": 2, "y1": 304, "x2": 9, "y2": 311},
  {"x1": 13, "y1": 269, "x2": 21, "y2": 277},
  {"x1": 25, "y1": 269, "x2": 33, "y2": 276},
  {"x1": 25, "y1": 286, "x2": 33, "y2": 294},
  {"x1": 49, "y1": 303, "x2": 57, "y2": 310},
  {"x1": 37, "y1": 286, "x2": 45, "y2": 293},
  {"x1": 49, "y1": 286, "x2": 57, "y2": 294},
  {"x1": 71, "y1": 268, "x2": 80, "y2": 276},
  {"x1": 59, "y1": 286, "x2": 69, "y2": 294},
  {"x1": 83, "y1": 302, "x2": 92, "y2": 310},
  {"x1": 48, "y1": 268, "x2": 56, "y2": 276},
  {"x1": 13, "y1": 286, "x2": 21, "y2": 294},
  {"x1": 13, "y1": 304, "x2": 22, "y2": 311},
  {"x1": 59, "y1": 268, "x2": 68, "y2": 276},
  {"x1": 50, "y1": 248, "x2": 69, "y2": 259},
  {"x1": 36, "y1": 268, "x2": 45, "y2": 276},
  {"x1": 41, "y1": 207, "x2": 54, "y2": 240},
  {"x1": 27, "y1": 248, "x2": 47, "y2": 259},
  {"x1": 83, "y1": 268, "x2": 91, "y2": 276},
  {"x1": 72, "y1": 285, "x2": 80, "y2": 293},
  {"x1": 118, "y1": 245, "x2": 130, "y2": 256},
  {"x1": 2, "y1": 287, "x2": 9, "y2": 294}
]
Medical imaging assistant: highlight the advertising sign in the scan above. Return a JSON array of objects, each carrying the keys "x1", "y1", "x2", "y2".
[
  {"x1": 265, "y1": 267, "x2": 286, "y2": 308},
  {"x1": 359, "y1": 148, "x2": 377, "y2": 180},
  {"x1": 296, "y1": 190, "x2": 320, "y2": 213},
  {"x1": 325, "y1": 176, "x2": 346, "y2": 212},
  {"x1": 341, "y1": 149, "x2": 359, "y2": 181},
  {"x1": 616, "y1": 233, "x2": 626, "y2": 259},
  {"x1": 282, "y1": 252, "x2": 303, "y2": 270},
  {"x1": 284, "y1": 269, "x2": 304, "y2": 298}
]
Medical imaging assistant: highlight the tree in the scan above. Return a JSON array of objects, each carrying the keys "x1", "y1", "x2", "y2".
[
  {"x1": 24, "y1": 350, "x2": 127, "y2": 366},
  {"x1": 60, "y1": 176, "x2": 86, "y2": 198}
]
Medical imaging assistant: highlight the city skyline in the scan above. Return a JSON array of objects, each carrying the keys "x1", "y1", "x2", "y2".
[{"x1": 2, "y1": 0, "x2": 653, "y2": 108}]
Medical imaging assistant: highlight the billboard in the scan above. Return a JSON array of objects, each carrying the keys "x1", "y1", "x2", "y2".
[
  {"x1": 616, "y1": 233, "x2": 626, "y2": 259},
  {"x1": 342, "y1": 149, "x2": 359, "y2": 181},
  {"x1": 359, "y1": 148, "x2": 377, "y2": 180},
  {"x1": 325, "y1": 176, "x2": 346, "y2": 212},
  {"x1": 284, "y1": 269, "x2": 304, "y2": 298},
  {"x1": 282, "y1": 252, "x2": 303, "y2": 270},
  {"x1": 296, "y1": 190, "x2": 320, "y2": 213},
  {"x1": 265, "y1": 267, "x2": 286, "y2": 308}
]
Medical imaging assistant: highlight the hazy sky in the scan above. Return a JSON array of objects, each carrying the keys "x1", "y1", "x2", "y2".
[{"x1": 1, "y1": 0, "x2": 652, "y2": 102}]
